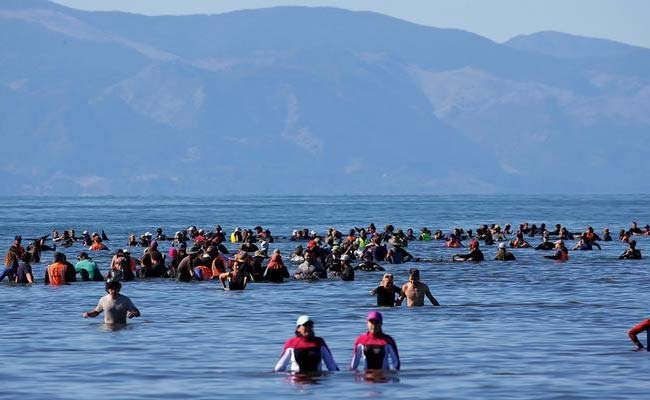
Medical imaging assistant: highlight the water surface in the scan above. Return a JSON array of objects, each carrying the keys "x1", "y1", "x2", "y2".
[{"x1": 1, "y1": 195, "x2": 649, "y2": 399}]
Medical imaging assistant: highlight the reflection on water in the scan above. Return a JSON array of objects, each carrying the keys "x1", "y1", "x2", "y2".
[
  {"x1": 354, "y1": 370, "x2": 400, "y2": 384},
  {"x1": 98, "y1": 323, "x2": 134, "y2": 332}
]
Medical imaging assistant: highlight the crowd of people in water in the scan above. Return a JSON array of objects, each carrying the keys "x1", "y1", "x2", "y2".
[{"x1": 2, "y1": 220, "x2": 649, "y2": 365}]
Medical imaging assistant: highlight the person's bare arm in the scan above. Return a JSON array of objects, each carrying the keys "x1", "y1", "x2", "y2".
[{"x1": 425, "y1": 286, "x2": 440, "y2": 306}]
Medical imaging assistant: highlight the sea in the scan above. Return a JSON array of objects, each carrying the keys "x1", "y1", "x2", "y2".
[{"x1": 1, "y1": 195, "x2": 649, "y2": 399}]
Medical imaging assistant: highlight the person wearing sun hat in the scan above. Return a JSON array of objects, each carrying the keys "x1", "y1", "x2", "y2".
[
  {"x1": 494, "y1": 242, "x2": 516, "y2": 261},
  {"x1": 274, "y1": 315, "x2": 339, "y2": 373},
  {"x1": 350, "y1": 311, "x2": 400, "y2": 371}
]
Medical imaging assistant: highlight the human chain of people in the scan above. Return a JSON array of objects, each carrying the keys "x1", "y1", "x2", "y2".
[{"x1": 2, "y1": 220, "x2": 648, "y2": 365}]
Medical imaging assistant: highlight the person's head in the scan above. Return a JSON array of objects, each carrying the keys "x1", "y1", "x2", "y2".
[
  {"x1": 381, "y1": 273, "x2": 394, "y2": 285},
  {"x1": 409, "y1": 268, "x2": 420, "y2": 282},
  {"x1": 554, "y1": 240, "x2": 564, "y2": 249},
  {"x1": 77, "y1": 252, "x2": 89, "y2": 261},
  {"x1": 366, "y1": 311, "x2": 383, "y2": 334},
  {"x1": 629, "y1": 240, "x2": 637, "y2": 249},
  {"x1": 105, "y1": 280, "x2": 122, "y2": 296},
  {"x1": 470, "y1": 240, "x2": 479, "y2": 249},
  {"x1": 53, "y1": 252, "x2": 65, "y2": 263},
  {"x1": 498, "y1": 242, "x2": 506, "y2": 250},
  {"x1": 295, "y1": 315, "x2": 314, "y2": 337},
  {"x1": 14, "y1": 235, "x2": 22, "y2": 244}
]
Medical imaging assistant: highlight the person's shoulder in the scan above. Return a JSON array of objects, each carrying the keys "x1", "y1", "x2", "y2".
[
  {"x1": 382, "y1": 333, "x2": 397, "y2": 344},
  {"x1": 314, "y1": 336, "x2": 329, "y2": 346},
  {"x1": 355, "y1": 332, "x2": 370, "y2": 343},
  {"x1": 283, "y1": 336, "x2": 300, "y2": 347}
]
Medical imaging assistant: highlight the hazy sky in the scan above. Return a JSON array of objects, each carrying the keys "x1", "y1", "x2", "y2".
[{"x1": 52, "y1": 0, "x2": 650, "y2": 48}]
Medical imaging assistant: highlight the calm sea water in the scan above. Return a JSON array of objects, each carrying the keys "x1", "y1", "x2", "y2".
[{"x1": 1, "y1": 195, "x2": 649, "y2": 399}]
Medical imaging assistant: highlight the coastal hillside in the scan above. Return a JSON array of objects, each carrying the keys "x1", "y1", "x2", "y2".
[{"x1": 1, "y1": 1, "x2": 648, "y2": 194}]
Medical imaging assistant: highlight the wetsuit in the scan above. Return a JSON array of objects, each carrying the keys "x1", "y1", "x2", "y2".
[
  {"x1": 456, "y1": 249, "x2": 484, "y2": 261},
  {"x1": 264, "y1": 259, "x2": 290, "y2": 283},
  {"x1": 274, "y1": 336, "x2": 339, "y2": 372},
  {"x1": 227, "y1": 272, "x2": 246, "y2": 290},
  {"x1": 545, "y1": 249, "x2": 569, "y2": 261},
  {"x1": 350, "y1": 332, "x2": 400, "y2": 370},
  {"x1": 372, "y1": 285, "x2": 402, "y2": 307},
  {"x1": 619, "y1": 249, "x2": 642, "y2": 260},
  {"x1": 535, "y1": 242, "x2": 554, "y2": 250}
]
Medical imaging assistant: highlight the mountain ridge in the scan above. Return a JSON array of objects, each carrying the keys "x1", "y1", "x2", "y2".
[{"x1": 1, "y1": 1, "x2": 648, "y2": 195}]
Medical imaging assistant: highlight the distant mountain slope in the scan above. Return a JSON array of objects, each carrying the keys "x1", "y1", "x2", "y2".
[{"x1": 0, "y1": 1, "x2": 648, "y2": 194}]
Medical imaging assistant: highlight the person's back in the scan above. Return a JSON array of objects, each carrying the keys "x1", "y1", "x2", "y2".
[
  {"x1": 75, "y1": 258, "x2": 104, "y2": 281},
  {"x1": 16, "y1": 258, "x2": 34, "y2": 284},
  {"x1": 494, "y1": 243, "x2": 516, "y2": 261},
  {"x1": 620, "y1": 246, "x2": 642, "y2": 260},
  {"x1": 494, "y1": 249, "x2": 516, "y2": 261},
  {"x1": 46, "y1": 262, "x2": 68, "y2": 285},
  {"x1": 401, "y1": 281, "x2": 428, "y2": 306},
  {"x1": 294, "y1": 258, "x2": 320, "y2": 280}
]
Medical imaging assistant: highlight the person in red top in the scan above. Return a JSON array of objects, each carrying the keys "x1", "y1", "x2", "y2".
[
  {"x1": 274, "y1": 315, "x2": 339, "y2": 373},
  {"x1": 628, "y1": 318, "x2": 650, "y2": 350},
  {"x1": 350, "y1": 311, "x2": 400, "y2": 371}
]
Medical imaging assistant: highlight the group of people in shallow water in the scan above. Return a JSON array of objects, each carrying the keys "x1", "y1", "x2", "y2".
[{"x1": 2, "y1": 220, "x2": 649, "y2": 355}]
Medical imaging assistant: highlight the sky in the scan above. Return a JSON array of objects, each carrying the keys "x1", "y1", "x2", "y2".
[{"x1": 52, "y1": 0, "x2": 650, "y2": 48}]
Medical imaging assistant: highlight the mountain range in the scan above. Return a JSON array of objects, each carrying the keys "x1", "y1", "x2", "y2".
[{"x1": 1, "y1": 0, "x2": 648, "y2": 195}]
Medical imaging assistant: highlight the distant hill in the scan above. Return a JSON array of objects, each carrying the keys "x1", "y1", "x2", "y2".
[{"x1": 1, "y1": 1, "x2": 648, "y2": 195}]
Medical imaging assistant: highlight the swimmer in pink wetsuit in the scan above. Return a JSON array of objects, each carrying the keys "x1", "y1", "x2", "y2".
[{"x1": 350, "y1": 311, "x2": 400, "y2": 371}]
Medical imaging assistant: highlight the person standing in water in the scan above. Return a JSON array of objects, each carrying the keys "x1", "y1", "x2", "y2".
[
  {"x1": 350, "y1": 311, "x2": 400, "y2": 371},
  {"x1": 397, "y1": 269, "x2": 440, "y2": 307},
  {"x1": 274, "y1": 315, "x2": 339, "y2": 373},
  {"x1": 370, "y1": 273, "x2": 402, "y2": 306},
  {"x1": 82, "y1": 281, "x2": 140, "y2": 324}
]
